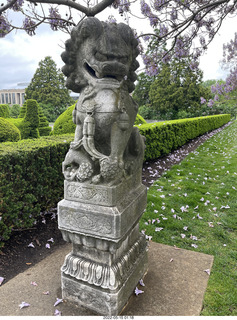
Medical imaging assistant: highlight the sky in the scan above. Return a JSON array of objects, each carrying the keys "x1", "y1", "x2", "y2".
[{"x1": 0, "y1": 6, "x2": 236, "y2": 90}]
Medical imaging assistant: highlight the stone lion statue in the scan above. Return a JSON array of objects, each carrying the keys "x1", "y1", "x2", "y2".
[{"x1": 61, "y1": 17, "x2": 145, "y2": 185}]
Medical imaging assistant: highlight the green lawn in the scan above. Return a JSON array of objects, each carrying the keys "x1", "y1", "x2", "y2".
[{"x1": 140, "y1": 120, "x2": 237, "y2": 316}]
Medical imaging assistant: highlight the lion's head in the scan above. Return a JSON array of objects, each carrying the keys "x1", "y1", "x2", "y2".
[{"x1": 61, "y1": 17, "x2": 140, "y2": 93}]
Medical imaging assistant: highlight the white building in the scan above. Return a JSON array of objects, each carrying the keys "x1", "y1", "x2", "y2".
[{"x1": 0, "y1": 88, "x2": 25, "y2": 106}]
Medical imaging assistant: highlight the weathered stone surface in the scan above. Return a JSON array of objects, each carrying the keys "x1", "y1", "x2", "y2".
[
  {"x1": 64, "y1": 171, "x2": 142, "y2": 206},
  {"x1": 58, "y1": 17, "x2": 147, "y2": 316},
  {"x1": 61, "y1": 241, "x2": 148, "y2": 316},
  {"x1": 61, "y1": 17, "x2": 143, "y2": 187},
  {"x1": 58, "y1": 183, "x2": 147, "y2": 241}
]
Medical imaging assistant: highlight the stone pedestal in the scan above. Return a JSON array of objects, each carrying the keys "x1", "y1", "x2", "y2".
[
  {"x1": 58, "y1": 17, "x2": 148, "y2": 316},
  {"x1": 58, "y1": 175, "x2": 148, "y2": 315}
]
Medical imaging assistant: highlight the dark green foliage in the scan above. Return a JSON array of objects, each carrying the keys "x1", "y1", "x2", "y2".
[
  {"x1": 0, "y1": 134, "x2": 74, "y2": 247},
  {"x1": 138, "y1": 114, "x2": 231, "y2": 161},
  {"x1": 6, "y1": 100, "x2": 51, "y2": 138},
  {"x1": 9, "y1": 104, "x2": 20, "y2": 118},
  {"x1": 132, "y1": 72, "x2": 153, "y2": 107},
  {"x1": 52, "y1": 104, "x2": 76, "y2": 135},
  {"x1": 38, "y1": 104, "x2": 52, "y2": 136},
  {"x1": 134, "y1": 113, "x2": 147, "y2": 125},
  {"x1": 21, "y1": 99, "x2": 40, "y2": 139},
  {"x1": 0, "y1": 104, "x2": 10, "y2": 118},
  {"x1": 0, "y1": 118, "x2": 21, "y2": 142},
  {"x1": 18, "y1": 102, "x2": 26, "y2": 118},
  {"x1": 149, "y1": 60, "x2": 211, "y2": 120},
  {"x1": 25, "y1": 56, "x2": 75, "y2": 122}
]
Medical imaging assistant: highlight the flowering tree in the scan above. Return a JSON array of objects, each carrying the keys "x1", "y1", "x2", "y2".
[{"x1": 1, "y1": 0, "x2": 237, "y2": 77}]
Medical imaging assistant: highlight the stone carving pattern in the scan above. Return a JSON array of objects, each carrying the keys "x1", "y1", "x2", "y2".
[
  {"x1": 66, "y1": 183, "x2": 108, "y2": 203},
  {"x1": 61, "y1": 17, "x2": 145, "y2": 186},
  {"x1": 63, "y1": 277, "x2": 111, "y2": 314},
  {"x1": 61, "y1": 235, "x2": 147, "y2": 290},
  {"x1": 60, "y1": 209, "x2": 112, "y2": 235}
]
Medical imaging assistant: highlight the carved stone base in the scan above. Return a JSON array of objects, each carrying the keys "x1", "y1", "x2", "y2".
[
  {"x1": 61, "y1": 236, "x2": 148, "y2": 315},
  {"x1": 58, "y1": 179, "x2": 148, "y2": 315}
]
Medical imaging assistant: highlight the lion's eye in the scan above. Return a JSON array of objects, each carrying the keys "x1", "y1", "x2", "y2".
[{"x1": 95, "y1": 52, "x2": 107, "y2": 62}]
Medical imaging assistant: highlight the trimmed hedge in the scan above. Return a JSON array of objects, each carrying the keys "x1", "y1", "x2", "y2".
[
  {"x1": 7, "y1": 100, "x2": 51, "y2": 138},
  {"x1": 138, "y1": 114, "x2": 231, "y2": 161},
  {"x1": 52, "y1": 104, "x2": 76, "y2": 135},
  {"x1": 0, "y1": 135, "x2": 73, "y2": 246},
  {"x1": 0, "y1": 117, "x2": 21, "y2": 142},
  {"x1": 52, "y1": 104, "x2": 147, "y2": 135},
  {"x1": 0, "y1": 114, "x2": 231, "y2": 246},
  {"x1": 134, "y1": 113, "x2": 147, "y2": 125},
  {"x1": 0, "y1": 104, "x2": 10, "y2": 118}
]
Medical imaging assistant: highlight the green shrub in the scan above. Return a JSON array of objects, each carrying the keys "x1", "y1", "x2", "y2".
[
  {"x1": 38, "y1": 104, "x2": 52, "y2": 136},
  {"x1": 18, "y1": 102, "x2": 26, "y2": 118},
  {"x1": 138, "y1": 114, "x2": 231, "y2": 161},
  {"x1": 0, "y1": 134, "x2": 74, "y2": 246},
  {"x1": 52, "y1": 104, "x2": 76, "y2": 135},
  {"x1": 0, "y1": 104, "x2": 10, "y2": 118},
  {"x1": 134, "y1": 113, "x2": 147, "y2": 125},
  {"x1": 9, "y1": 104, "x2": 20, "y2": 118},
  {"x1": 0, "y1": 118, "x2": 21, "y2": 142},
  {"x1": 21, "y1": 99, "x2": 40, "y2": 139}
]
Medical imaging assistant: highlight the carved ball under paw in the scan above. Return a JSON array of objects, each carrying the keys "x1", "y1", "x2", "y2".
[
  {"x1": 100, "y1": 158, "x2": 122, "y2": 181},
  {"x1": 76, "y1": 162, "x2": 93, "y2": 182}
]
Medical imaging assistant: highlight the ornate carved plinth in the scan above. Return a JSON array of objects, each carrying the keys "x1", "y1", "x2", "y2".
[{"x1": 58, "y1": 182, "x2": 148, "y2": 315}]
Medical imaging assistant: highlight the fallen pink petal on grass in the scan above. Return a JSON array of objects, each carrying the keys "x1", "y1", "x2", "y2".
[
  {"x1": 208, "y1": 222, "x2": 214, "y2": 227},
  {"x1": 204, "y1": 269, "x2": 211, "y2": 275}
]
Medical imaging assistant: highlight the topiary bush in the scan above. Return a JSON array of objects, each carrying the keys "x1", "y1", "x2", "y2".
[
  {"x1": 0, "y1": 118, "x2": 21, "y2": 142},
  {"x1": 0, "y1": 104, "x2": 10, "y2": 118},
  {"x1": 21, "y1": 99, "x2": 40, "y2": 139},
  {"x1": 134, "y1": 113, "x2": 147, "y2": 125},
  {"x1": 38, "y1": 104, "x2": 52, "y2": 136},
  {"x1": 18, "y1": 102, "x2": 26, "y2": 118},
  {"x1": 52, "y1": 103, "x2": 146, "y2": 135},
  {"x1": 52, "y1": 104, "x2": 76, "y2": 135}
]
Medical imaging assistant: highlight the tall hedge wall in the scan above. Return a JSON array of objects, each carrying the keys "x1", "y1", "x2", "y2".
[
  {"x1": 0, "y1": 114, "x2": 231, "y2": 247},
  {"x1": 0, "y1": 135, "x2": 73, "y2": 246},
  {"x1": 138, "y1": 114, "x2": 231, "y2": 161}
]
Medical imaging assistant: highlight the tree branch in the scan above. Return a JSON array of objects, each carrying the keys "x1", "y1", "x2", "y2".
[
  {"x1": 88, "y1": 0, "x2": 116, "y2": 16},
  {"x1": 27, "y1": 0, "x2": 115, "y2": 16},
  {"x1": 28, "y1": 0, "x2": 90, "y2": 15},
  {"x1": 0, "y1": 0, "x2": 18, "y2": 14}
]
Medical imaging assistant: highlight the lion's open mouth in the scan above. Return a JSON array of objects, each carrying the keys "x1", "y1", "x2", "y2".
[{"x1": 84, "y1": 61, "x2": 124, "y2": 82}]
